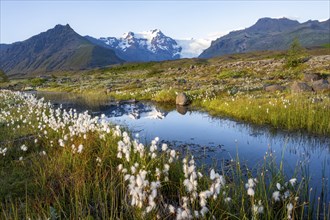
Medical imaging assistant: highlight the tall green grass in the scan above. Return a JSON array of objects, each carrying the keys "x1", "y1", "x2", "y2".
[
  {"x1": 198, "y1": 93, "x2": 330, "y2": 135},
  {"x1": 0, "y1": 90, "x2": 329, "y2": 219}
]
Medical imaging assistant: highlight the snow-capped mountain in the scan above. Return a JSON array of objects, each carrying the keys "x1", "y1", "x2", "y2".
[{"x1": 86, "y1": 29, "x2": 182, "y2": 62}]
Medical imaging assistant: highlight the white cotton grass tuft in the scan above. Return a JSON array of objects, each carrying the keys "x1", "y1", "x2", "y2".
[
  {"x1": 272, "y1": 191, "x2": 281, "y2": 202},
  {"x1": 20, "y1": 144, "x2": 28, "y2": 152}
]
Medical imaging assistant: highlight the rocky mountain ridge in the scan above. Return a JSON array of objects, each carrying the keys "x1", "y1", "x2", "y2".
[
  {"x1": 0, "y1": 24, "x2": 123, "y2": 77},
  {"x1": 199, "y1": 17, "x2": 330, "y2": 58}
]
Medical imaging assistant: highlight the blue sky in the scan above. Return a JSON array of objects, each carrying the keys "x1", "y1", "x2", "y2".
[{"x1": 1, "y1": 0, "x2": 329, "y2": 43}]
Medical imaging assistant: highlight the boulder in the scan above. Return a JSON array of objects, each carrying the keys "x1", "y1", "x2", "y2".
[
  {"x1": 176, "y1": 92, "x2": 189, "y2": 106},
  {"x1": 311, "y1": 79, "x2": 330, "y2": 92},
  {"x1": 303, "y1": 73, "x2": 320, "y2": 82},
  {"x1": 291, "y1": 82, "x2": 312, "y2": 93},
  {"x1": 176, "y1": 105, "x2": 188, "y2": 115},
  {"x1": 264, "y1": 84, "x2": 285, "y2": 92}
]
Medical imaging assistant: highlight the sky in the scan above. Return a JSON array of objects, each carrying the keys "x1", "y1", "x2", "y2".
[{"x1": 0, "y1": 0, "x2": 329, "y2": 44}]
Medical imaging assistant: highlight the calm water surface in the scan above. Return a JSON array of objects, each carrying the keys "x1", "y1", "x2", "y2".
[{"x1": 35, "y1": 91, "x2": 330, "y2": 201}]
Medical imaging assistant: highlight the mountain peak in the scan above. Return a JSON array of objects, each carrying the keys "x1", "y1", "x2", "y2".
[
  {"x1": 248, "y1": 17, "x2": 300, "y2": 33},
  {"x1": 123, "y1": 31, "x2": 135, "y2": 39},
  {"x1": 0, "y1": 24, "x2": 122, "y2": 76},
  {"x1": 53, "y1": 24, "x2": 73, "y2": 30},
  {"x1": 87, "y1": 29, "x2": 181, "y2": 62},
  {"x1": 151, "y1": 29, "x2": 161, "y2": 34}
]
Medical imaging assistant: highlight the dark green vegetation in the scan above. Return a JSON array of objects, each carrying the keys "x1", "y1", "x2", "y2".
[
  {"x1": 285, "y1": 38, "x2": 308, "y2": 68},
  {"x1": 0, "y1": 24, "x2": 123, "y2": 77},
  {"x1": 0, "y1": 70, "x2": 9, "y2": 83},
  {"x1": 0, "y1": 91, "x2": 328, "y2": 219},
  {"x1": 200, "y1": 18, "x2": 330, "y2": 58}
]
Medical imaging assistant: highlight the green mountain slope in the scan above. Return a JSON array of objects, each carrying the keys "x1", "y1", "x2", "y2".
[{"x1": 0, "y1": 24, "x2": 123, "y2": 77}]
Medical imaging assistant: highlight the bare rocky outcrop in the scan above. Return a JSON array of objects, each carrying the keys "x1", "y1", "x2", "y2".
[
  {"x1": 291, "y1": 81, "x2": 312, "y2": 93},
  {"x1": 303, "y1": 73, "x2": 320, "y2": 82},
  {"x1": 264, "y1": 84, "x2": 285, "y2": 92},
  {"x1": 311, "y1": 79, "x2": 330, "y2": 92}
]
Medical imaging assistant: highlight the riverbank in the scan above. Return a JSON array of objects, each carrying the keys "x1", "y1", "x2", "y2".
[
  {"x1": 1, "y1": 50, "x2": 330, "y2": 135},
  {"x1": 0, "y1": 90, "x2": 328, "y2": 219}
]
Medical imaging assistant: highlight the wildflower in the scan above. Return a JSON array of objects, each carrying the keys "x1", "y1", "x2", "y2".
[
  {"x1": 210, "y1": 169, "x2": 216, "y2": 180},
  {"x1": 58, "y1": 139, "x2": 64, "y2": 147},
  {"x1": 284, "y1": 190, "x2": 290, "y2": 199},
  {"x1": 287, "y1": 203, "x2": 294, "y2": 219},
  {"x1": 247, "y1": 187, "x2": 255, "y2": 196},
  {"x1": 131, "y1": 166, "x2": 136, "y2": 174},
  {"x1": 96, "y1": 157, "x2": 102, "y2": 165},
  {"x1": 164, "y1": 164, "x2": 170, "y2": 172},
  {"x1": 276, "y1": 183, "x2": 281, "y2": 190},
  {"x1": 289, "y1": 178, "x2": 297, "y2": 186},
  {"x1": 272, "y1": 191, "x2": 280, "y2": 202},
  {"x1": 246, "y1": 178, "x2": 256, "y2": 188},
  {"x1": 20, "y1": 144, "x2": 28, "y2": 151},
  {"x1": 40, "y1": 151, "x2": 46, "y2": 156},
  {"x1": 246, "y1": 178, "x2": 257, "y2": 197},
  {"x1": 224, "y1": 197, "x2": 231, "y2": 203},
  {"x1": 253, "y1": 200, "x2": 264, "y2": 214},
  {"x1": 162, "y1": 143, "x2": 168, "y2": 151},
  {"x1": 168, "y1": 204, "x2": 175, "y2": 214},
  {"x1": 77, "y1": 144, "x2": 83, "y2": 153},
  {"x1": 200, "y1": 206, "x2": 209, "y2": 217}
]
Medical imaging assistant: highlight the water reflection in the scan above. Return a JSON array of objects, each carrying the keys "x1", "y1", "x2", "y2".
[
  {"x1": 35, "y1": 91, "x2": 330, "y2": 201},
  {"x1": 100, "y1": 103, "x2": 168, "y2": 120},
  {"x1": 176, "y1": 105, "x2": 188, "y2": 115}
]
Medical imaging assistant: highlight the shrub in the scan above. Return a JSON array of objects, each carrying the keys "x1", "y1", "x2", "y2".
[
  {"x1": 285, "y1": 38, "x2": 308, "y2": 68},
  {"x1": 29, "y1": 77, "x2": 47, "y2": 87},
  {"x1": 0, "y1": 69, "x2": 9, "y2": 83}
]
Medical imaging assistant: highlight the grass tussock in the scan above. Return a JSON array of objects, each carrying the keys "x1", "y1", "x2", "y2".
[{"x1": 0, "y1": 90, "x2": 329, "y2": 219}]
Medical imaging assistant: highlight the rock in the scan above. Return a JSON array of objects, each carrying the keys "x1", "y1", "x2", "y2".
[
  {"x1": 119, "y1": 99, "x2": 138, "y2": 104},
  {"x1": 291, "y1": 82, "x2": 312, "y2": 93},
  {"x1": 176, "y1": 92, "x2": 189, "y2": 106},
  {"x1": 105, "y1": 88, "x2": 111, "y2": 94},
  {"x1": 264, "y1": 84, "x2": 285, "y2": 92},
  {"x1": 311, "y1": 79, "x2": 330, "y2": 92},
  {"x1": 303, "y1": 73, "x2": 320, "y2": 82},
  {"x1": 176, "y1": 105, "x2": 188, "y2": 115},
  {"x1": 178, "y1": 79, "x2": 187, "y2": 84}
]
